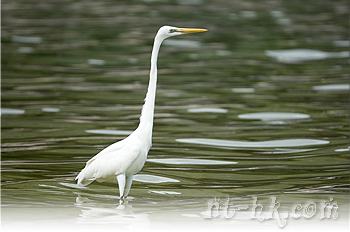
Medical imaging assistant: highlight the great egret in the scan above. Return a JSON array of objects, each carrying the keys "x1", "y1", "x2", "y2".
[{"x1": 76, "y1": 26, "x2": 207, "y2": 202}]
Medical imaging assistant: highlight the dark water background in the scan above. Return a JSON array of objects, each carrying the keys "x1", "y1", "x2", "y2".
[{"x1": 1, "y1": 0, "x2": 349, "y2": 231}]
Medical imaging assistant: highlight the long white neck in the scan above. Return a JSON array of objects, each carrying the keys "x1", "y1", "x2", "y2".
[{"x1": 136, "y1": 35, "x2": 164, "y2": 146}]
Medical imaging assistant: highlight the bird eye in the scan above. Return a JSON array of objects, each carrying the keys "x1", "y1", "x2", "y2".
[{"x1": 169, "y1": 29, "x2": 177, "y2": 33}]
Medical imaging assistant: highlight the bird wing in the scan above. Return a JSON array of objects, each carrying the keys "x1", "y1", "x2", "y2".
[
  {"x1": 86, "y1": 138, "x2": 127, "y2": 165},
  {"x1": 76, "y1": 138, "x2": 142, "y2": 186}
]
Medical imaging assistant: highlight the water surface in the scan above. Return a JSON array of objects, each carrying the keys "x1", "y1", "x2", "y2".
[{"x1": 1, "y1": 1, "x2": 349, "y2": 231}]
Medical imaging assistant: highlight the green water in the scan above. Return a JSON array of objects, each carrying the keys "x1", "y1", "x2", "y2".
[{"x1": 1, "y1": 0, "x2": 349, "y2": 231}]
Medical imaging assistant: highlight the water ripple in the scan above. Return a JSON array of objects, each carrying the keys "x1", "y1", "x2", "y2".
[
  {"x1": 312, "y1": 84, "x2": 349, "y2": 92},
  {"x1": 265, "y1": 49, "x2": 349, "y2": 63},
  {"x1": 149, "y1": 190, "x2": 181, "y2": 195},
  {"x1": 133, "y1": 174, "x2": 180, "y2": 183},
  {"x1": 41, "y1": 107, "x2": 60, "y2": 112},
  {"x1": 176, "y1": 138, "x2": 329, "y2": 148},
  {"x1": 147, "y1": 158, "x2": 237, "y2": 165},
  {"x1": 238, "y1": 112, "x2": 310, "y2": 121},
  {"x1": 85, "y1": 129, "x2": 132, "y2": 135},
  {"x1": 187, "y1": 108, "x2": 228, "y2": 113},
  {"x1": 1, "y1": 108, "x2": 25, "y2": 115}
]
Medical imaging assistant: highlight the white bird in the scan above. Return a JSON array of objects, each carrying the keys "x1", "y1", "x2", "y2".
[{"x1": 76, "y1": 26, "x2": 207, "y2": 202}]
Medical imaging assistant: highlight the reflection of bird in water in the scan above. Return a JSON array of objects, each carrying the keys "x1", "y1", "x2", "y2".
[
  {"x1": 75, "y1": 195, "x2": 149, "y2": 227},
  {"x1": 76, "y1": 26, "x2": 207, "y2": 202}
]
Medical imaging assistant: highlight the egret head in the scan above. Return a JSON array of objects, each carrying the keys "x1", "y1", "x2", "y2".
[{"x1": 156, "y1": 25, "x2": 207, "y2": 40}]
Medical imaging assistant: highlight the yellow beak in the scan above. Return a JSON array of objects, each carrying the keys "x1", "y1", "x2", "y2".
[{"x1": 178, "y1": 28, "x2": 208, "y2": 34}]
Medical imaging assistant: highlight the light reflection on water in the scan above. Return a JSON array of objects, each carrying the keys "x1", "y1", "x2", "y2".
[
  {"x1": 187, "y1": 108, "x2": 228, "y2": 113},
  {"x1": 133, "y1": 174, "x2": 180, "y2": 183},
  {"x1": 237, "y1": 112, "x2": 310, "y2": 121},
  {"x1": 312, "y1": 84, "x2": 350, "y2": 92},
  {"x1": 41, "y1": 107, "x2": 60, "y2": 112},
  {"x1": 1, "y1": 108, "x2": 25, "y2": 115},
  {"x1": 265, "y1": 49, "x2": 350, "y2": 63},
  {"x1": 147, "y1": 158, "x2": 237, "y2": 165},
  {"x1": 85, "y1": 129, "x2": 133, "y2": 135},
  {"x1": 176, "y1": 138, "x2": 329, "y2": 148}
]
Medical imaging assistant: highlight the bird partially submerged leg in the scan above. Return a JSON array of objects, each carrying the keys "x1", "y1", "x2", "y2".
[
  {"x1": 119, "y1": 195, "x2": 125, "y2": 204},
  {"x1": 117, "y1": 173, "x2": 126, "y2": 204},
  {"x1": 124, "y1": 175, "x2": 134, "y2": 199}
]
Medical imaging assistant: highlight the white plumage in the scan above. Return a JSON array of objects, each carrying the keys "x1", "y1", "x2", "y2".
[{"x1": 75, "y1": 26, "x2": 207, "y2": 202}]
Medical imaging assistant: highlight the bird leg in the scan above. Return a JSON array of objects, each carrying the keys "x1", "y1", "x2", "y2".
[
  {"x1": 124, "y1": 175, "x2": 134, "y2": 198},
  {"x1": 117, "y1": 173, "x2": 126, "y2": 203}
]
